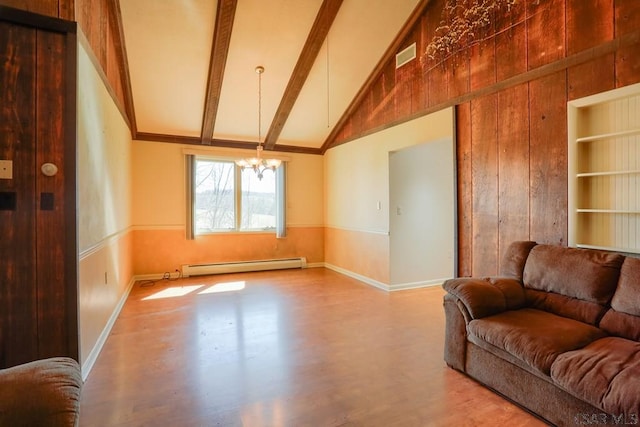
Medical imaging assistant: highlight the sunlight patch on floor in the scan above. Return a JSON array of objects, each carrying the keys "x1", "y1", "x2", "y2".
[
  {"x1": 199, "y1": 281, "x2": 246, "y2": 294},
  {"x1": 142, "y1": 285, "x2": 205, "y2": 300}
]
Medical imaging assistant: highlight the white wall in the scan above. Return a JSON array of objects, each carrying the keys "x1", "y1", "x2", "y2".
[
  {"x1": 77, "y1": 39, "x2": 134, "y2": 377},
  {"x1": 325, "y1": 108, "x2": 453, "y2": 233},
  {"x1": 389, "y1": 138, "x2": 455, "y2": 286},
  {"x1": 324, "y1": 108, "x2": 454, "y2": 286}
]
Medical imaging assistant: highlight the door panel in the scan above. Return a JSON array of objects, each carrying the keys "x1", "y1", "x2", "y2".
[{"x1": 0, "y1": 21, "x2": 38, "y2": 367}]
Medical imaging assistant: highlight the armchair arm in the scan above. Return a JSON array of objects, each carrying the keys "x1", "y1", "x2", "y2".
[
  {"x1": 0, "y1": 357, "x2": 82, "y2": 427},
  {"x1": 443, "y1": 276, "x2": 525, "y2": 320}
]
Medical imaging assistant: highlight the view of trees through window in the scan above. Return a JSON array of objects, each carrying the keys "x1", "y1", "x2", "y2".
[{"x1": 194, "y1": 159, "x2": 276, "y2": 233}]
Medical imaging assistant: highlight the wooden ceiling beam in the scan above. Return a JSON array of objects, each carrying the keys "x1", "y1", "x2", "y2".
[
  {"x1": 136, "y1": 132, "x2": 321, "y2": 154},
  {"x1": 200, "y1": 0, "x2": 238, "y2": 145},
  {"x1": 263, "y1": 0, "x2": 343, "y2": 151},
  {"x1": 320, "y1": 0, "x2": 432, "y2": 153}
]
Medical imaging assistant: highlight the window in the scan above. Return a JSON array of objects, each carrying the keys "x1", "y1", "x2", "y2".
[{"x1": 188, "y1": 156, "x2": 285, "y2": 236}]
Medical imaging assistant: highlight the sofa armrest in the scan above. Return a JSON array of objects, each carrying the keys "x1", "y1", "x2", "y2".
[
  {"x1": 443, "y1": 277, "x2": 525, "y2": 320},
  {"x1": 0, "y1": 357, "x2": 82, "y2": 427}
]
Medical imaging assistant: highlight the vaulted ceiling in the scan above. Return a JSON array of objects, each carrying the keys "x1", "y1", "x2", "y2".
[{"x1": 117, "y1": 0, "x2": 424, "y2": 154}]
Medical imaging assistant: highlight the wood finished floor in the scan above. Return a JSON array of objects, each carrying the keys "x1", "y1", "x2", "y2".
[{"x1": 80, "y1": 268, "x2": 546, "y2": 426}]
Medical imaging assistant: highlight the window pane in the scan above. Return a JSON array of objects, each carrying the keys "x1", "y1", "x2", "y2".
[
  {"x1": 241, "y1": 167, "x2": 276, "y2": 230},
  {"x1": 194, "y1": 160, "x2": 235, "y2": 232}
]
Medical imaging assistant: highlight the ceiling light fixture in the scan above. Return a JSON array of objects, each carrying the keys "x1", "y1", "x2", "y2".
[{"x1": 235, "y1": 65, "x2": 281, "y2": 180}]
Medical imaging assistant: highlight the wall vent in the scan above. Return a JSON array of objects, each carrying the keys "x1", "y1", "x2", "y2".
[
  {"x1": 396, "y1": 42, "x2": 416, "y2": 69},
  {"x1": 182, "y1": 257, "x2": 307, "y2": 277}
]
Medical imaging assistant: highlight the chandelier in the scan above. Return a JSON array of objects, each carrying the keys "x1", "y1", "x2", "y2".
[{"x1": 235, "y1": 65, "x2": 281, "y2": 180}]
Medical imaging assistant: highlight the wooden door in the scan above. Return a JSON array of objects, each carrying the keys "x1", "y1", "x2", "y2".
[{"x1": 0, "y1": 10, "x2": 77, "y2": 368}]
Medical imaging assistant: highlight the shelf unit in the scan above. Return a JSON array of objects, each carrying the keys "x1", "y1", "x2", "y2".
[{"x1": 568, "y1": 83, "x2": 640, "y2": 254}]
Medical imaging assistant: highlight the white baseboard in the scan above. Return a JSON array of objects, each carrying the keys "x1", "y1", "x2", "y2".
[
  {"x1": 81, "y1": 277, "x2": 136, "y2": 381},
  {"x1": 323, "y1": 263, "x2": 390, "y2": 291},
  {"x1": 324, "y1": 263, "x2": 447, "y2": 292}
]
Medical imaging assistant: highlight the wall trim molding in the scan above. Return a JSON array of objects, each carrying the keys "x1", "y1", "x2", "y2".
[
  {"x1": 81, "y1": 276, "x2": 136, "y2": 381},
  {"x1": 130, "y1": 224, "x2": 324, "y2": 231},
  {"x1": 79, "y1": 227, "x2": 132, "y2": 260},
  {"x1": 324, "y1": 225, "x2": 390, "y2": 235}
]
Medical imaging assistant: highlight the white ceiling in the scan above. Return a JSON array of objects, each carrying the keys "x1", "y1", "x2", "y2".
[{"x1": 120, "y1": 0, "x2": 421, "y2": 151}]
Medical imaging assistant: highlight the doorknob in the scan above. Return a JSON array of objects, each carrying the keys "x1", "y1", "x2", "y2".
[{"x1": 41, "y1": 163, "x2": 58, "y2": 177}]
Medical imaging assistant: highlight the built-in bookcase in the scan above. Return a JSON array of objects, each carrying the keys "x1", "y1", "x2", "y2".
[{"x1": 568, "y1": 83, "x2": 640, "y2": 254}]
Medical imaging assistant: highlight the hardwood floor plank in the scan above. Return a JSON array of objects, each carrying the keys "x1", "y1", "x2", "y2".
[{"x1": 80, "y1": 268, "x2": 546, "y2": 426}]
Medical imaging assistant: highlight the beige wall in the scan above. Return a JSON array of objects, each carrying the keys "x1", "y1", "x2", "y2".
[
  {"x1": 324, "y1": 108, "x2": 453, "y2": 286},
  {"x1": 131, "y1": 141, "x2": 325, "y2": 274},
  {"x1": 77, "y1": 40, "x2": 134, "y2": 376}
]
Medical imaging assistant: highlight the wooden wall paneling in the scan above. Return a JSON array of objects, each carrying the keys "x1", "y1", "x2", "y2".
[
  {"x1": 614, "y1": 1, "x2": 640, "y2": 88},
  {"x1": 412, "y1": 18, "x2": 428, "y2": 113},
  {"x1": 449, "y1": 48, "x2": 470, "y2": 100},
  {"x1": 427, "y1": 60, "x2": 448, "y2": 107},
  {"x1": 566, "y1": 0, "x2": 614, "y2": 55},
  {"x1": 567, "y1": 54, "x2": 616, "y2": 101},
  {"x1": 35, "y1": 28, "x2": 76, "y2": 359},
  {"x1": 456, "y1": 102, "x2": 472, "y2": 277},
  {"x1": 494, "y1": 0, "x2": 525, "y2": 34},
  {"x1": 529, "y1": 71, "x2": 568, "y2": 246},
  {"x1": 0, "y1": 0, "x2": 58, "y2": 17},
  {"x1": 469, "y1": 31, "x2": 496, "y2": 91},
  {"x1": 526, "y1": 0, "x2": 566, "y2": 70},
  {"x1": 105, "y1": 20, "x2": 125, "y2": 107},
  {"x1": 615, "y1": 42, "x2": 640, "y2": 88},
  {"x1": 615, "y1": 0, "x2": 640, "y2": 35},
  {"x1": 381, "y1": 61, "x2": 396, "y2": 126},
  {"x1": 58, "y1": 0, "x2": 73, "y2": 20},
  {"x1": 495, "y1": 21, "x2": 527, "y2": 82},
  {"x1": 470, "y1": 94, "x2": 499, "y2": 276},
  {"x1": 395, "y1": 29, "x2": 421, "y2": 118},
  {"x1": 0, "y1": 21, "x2": 38, "y2": 367},
  {"x1": 395, "y1": 55, "x2": 414, "y2": 119},
  {"x1": 497, "y1": 84, "x2": 530, "y2": 268}
]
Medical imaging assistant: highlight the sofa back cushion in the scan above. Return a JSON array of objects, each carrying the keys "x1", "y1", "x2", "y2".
[
  {"x1": 499, "y1": 241, "x2": 537, "y2": 281},
  {"x1": 522, "y1": 245, "x2": 624, "y2": 324},
  {"x1": 600, "y1": 257, "x2": 640, "y2": 340}
]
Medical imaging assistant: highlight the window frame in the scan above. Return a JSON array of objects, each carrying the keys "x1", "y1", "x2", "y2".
[{"x1": 187, "y1": 154, "x2": 285, "y2": 237}]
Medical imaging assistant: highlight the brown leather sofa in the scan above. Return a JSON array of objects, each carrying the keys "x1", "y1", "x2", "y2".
[
  {"x1": 0, "y1": 357, "x2": 82, "y2": 426},
  {"x1": 443, "y1": 241, "x2": 640, "y2": 426}
]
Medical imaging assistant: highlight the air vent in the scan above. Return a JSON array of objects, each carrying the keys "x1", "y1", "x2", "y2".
[{"x1": 396, "y1": 42, "x2": 416, "y2": 69}]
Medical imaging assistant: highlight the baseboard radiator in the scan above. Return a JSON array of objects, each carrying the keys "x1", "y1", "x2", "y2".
[{"x1": 181, "y1": 257, "x2": 307, "y2": 278}]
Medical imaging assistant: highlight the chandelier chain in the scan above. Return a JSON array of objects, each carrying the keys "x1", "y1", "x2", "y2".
[{"x1": 258, "y1": 66, "x2": 262, "y2": 144}]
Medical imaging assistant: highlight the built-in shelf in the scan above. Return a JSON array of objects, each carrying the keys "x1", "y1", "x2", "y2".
[
  {"x1": 577, "y1": 170, "x2": 640, "y2": 177},
  {"x1": 577, "y1": 209, "x2": 640, "y2": 214},
  {"x1": 576, "y1": 128, "x2": 640, "y2": 143},
  {"x1": 568, "y1": 82, "x2": 640, "y2": 254},
  {"x1": 576, "y1": 244, "x2": 638, "y2": 254}
]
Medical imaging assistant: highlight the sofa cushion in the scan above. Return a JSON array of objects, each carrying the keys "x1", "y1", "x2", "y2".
[
  {"x1": 468, "y1": 308, "x2": 607, "y2": 375},
  {"x1": 611, "y1": 257, "x2": 640, "y2": 316},
  {"x1": 522, "y1": 245, "x2": 624, "y2": 324},
  {"x1": 550, "y1": 337, "x2": 640, "y2": 416},
  {"x1": 525, "y1": 289, "x2": 611, "y2": 326},
  {"x1": 499, "y1": 241, "x2": 537, "y2": 281},
  {"x1": 599, "y1": 257, "x2": 640, "y2": 341}
]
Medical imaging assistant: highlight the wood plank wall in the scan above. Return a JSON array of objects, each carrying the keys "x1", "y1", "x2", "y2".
[
  {"x1": 0, "y1": 1, "x2": 127, "y2": 120},
  {"x1": 75, "y1": 0, "x2": 128, "y2": 123},
  {"x1": 0, "y1": 0, "x2": 74, "y2": 20},
  {"x1": 330, "y1": 0, "x2": 640, "y2": 277}
]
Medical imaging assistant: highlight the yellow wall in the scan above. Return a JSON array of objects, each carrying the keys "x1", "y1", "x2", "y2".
[
  {"x1": 324, "y1": 108, "x2": 453, "y2": 286},
  {"x1": 77, "y1": 39, "x2": 134, "y2": 376},
  {"x1": 131, "y1": 141, "x2": 325, "y2": 274}
]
